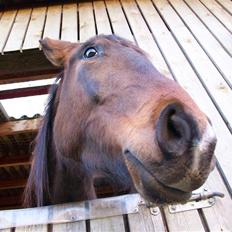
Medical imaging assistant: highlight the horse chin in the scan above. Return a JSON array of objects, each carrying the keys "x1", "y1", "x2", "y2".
[{"x1": 123, "y1": 151, "x2": 192, "y2": 204}]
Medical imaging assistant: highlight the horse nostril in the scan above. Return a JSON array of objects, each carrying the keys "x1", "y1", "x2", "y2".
[{"x1": 156, "y1": 103, "x2": 198, "y2": 159}]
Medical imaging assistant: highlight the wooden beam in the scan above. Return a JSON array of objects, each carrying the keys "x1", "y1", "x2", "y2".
[
  {"x1": 0, "y1": 118, "x2": 41, "y2": 136},
  {"x1": 0, "y1": 50, "x2": 59, "y2": 84},
  {"x1": 0, "y1": 195, "x2": 22, "y2": 210},
  {"x1": 0, "y1": 85, "x2": 50, "y2": 100},
  {"x1": 0, "y1": 178, "x2": 27, "y2": 190},
  {"x1": 0, "y1": 155, "x2": 31, "y2": 168}
]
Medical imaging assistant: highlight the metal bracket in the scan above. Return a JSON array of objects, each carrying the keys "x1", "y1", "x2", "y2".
[
  {"x1": 137, "y1": 189, "x2": 224, "y2": 215},
  {"x1": 168, "y1": 190, "x2": 224, "y2": 214}
]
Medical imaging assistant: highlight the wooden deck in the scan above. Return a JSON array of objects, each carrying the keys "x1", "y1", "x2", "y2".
[{"x1": 0, "y1": 0, "x2": 232, "y2": 231}]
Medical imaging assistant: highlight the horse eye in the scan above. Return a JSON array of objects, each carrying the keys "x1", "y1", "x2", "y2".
[{"x1": 84, "y1": 47, "x2": 98, "y2": 58}]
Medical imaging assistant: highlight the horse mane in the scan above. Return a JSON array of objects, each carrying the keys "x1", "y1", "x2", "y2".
[{"x1": 23, "y1": 73, "x2": 63, "y2": 207}]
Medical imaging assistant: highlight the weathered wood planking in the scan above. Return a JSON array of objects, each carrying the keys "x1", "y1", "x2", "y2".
[
  {"x1": 121, "y1": 0, "x2": 172, "y2": 78},
  {"x1": 127, "y1": 206, "x2": 166, "y2": 232},
  {"x1": 93, "y1": 1, "x2": 112, "y2": 35},
  {"x1": 185, "y1": 0, "x2": 232, "y2": 56},
  {"x1": 215, "y1": 0, "x2": 232, "y2": 15},
  {"x1": 105, "y1": 0, "x2": 134, "y2": 42},
  {"x1": 22, "y1": 7, "x2": 47, "y2": 50},
  {"x1": 0, "y1": 10, "x2": 17, "y2": 53},
  {"x1": 43, "y1": 5, "x2": 62, "y2": 40},
  {"x1": 169, "y1": 0, "x2": 232, "y2": 86},
  {"x1": 200, "y1": 0, "x2": 232, "y2": 33},
  {"x1": 79, "y1": 2, "x2": 96, "y2": 42},
  {"x1": 90, "y1": 215, "x2": 125, "y2": 232},
  {"x1": 154, "y1": 0, "x2": 232, "y2": 131},
  {"x1": 4, "y1": 9, "x2": 32, "y2": 52},
  {"x1": 15, "y1": 225, "x2": 47, "y2": 232},
  {"x1": 61, "y1": 3, "x2": 78, "y2": 42},
  {"x1": 52, "y1": 221, "x2": 86, "y2": 232}
]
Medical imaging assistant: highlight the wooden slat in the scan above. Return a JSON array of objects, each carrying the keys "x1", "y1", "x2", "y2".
[
  {"x1": 43, "y1": 5, "x2": 62, "y2": 40},
  {"x1": 153, "y1": 0, "x2": 232, "y2": 131},
  {"x1": 79, "y1": 2, "x2": 96, "y2": 42},
  {"x1": 4, "y1": 9, "x2": 32, "y2": 52},
  {"x1": 93, "y1": 1, "x2": 112, "y2": 35},
  {"x1": 128, "y1": 206, "x2": 165, "y2": 231},
  {"x1": 0, "y1": 194, "x2": 141, "y2": 229},
  {"x1": 120, "y1": 0, "x2": 172, "y2": 78},
  {"x1": 105, "y1": 0, "x2": 134, "y2": 41},
  {"x1": 0, "y1": 118, "x2": 41, "y2": 136},
  {"x1": 0, "y1": 10, "x2": 17, "y2": 53},
  {"x1": 201, "y1": 170, "x2": 232, "y2": 231},
  {"x1": 169, "y1": 0, "x2": 232, "y2": 86},
  {"x1": 0, "y1": 155, "x2": 31, "y2": 168},
  {"x1": 52, "y1": 221, "x2": 86, "y2": 232},
  {"x1": 90, "y1": 215, "x2": 125, "y2": 232},
  {"x1": 200, "y1": 0, "x2": 232, "y2": 33},
  {"x1": 0, "y1": 85, "x2": 50, "y2": 100},
  {"x1": 164, "y1": 206, "x2": 205, "y2": 231},
  {"x1": 0, "y1": 179, "x2": 27, "y2": 190},
  {"x1": 15, "y1": 225, "x2": 47, "y2": 232},
  {"x1": 22, "y1": 7, "x2": 47, "y2": 50},
  {"x1": 185, "y1": 0, "x2": 232, "y2": 56},
  {"x1": 61, "y1": 3, "x2": 78, "y2": 42},
  {"x1": 135, "y1": 1, "x2": 232, "y2": 229},
  {"x1": 215, "y1": 0, "x2": 232, "y2": 15}
]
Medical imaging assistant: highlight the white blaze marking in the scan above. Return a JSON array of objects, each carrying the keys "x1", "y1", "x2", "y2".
[{"x1": 192, "y1": 123, "x2": 216, "y2": 171}]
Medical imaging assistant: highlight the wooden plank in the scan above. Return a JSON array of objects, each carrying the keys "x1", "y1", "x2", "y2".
[
  {"x1": 0, "y1": 155, "x2": 30, "y2": 168},
  {"x1": 0, "y1": 179, "x2": 27, "y2": 190},
  {"x1": 105, "y1": 0, "x2": 134, "y2": 41},
  {"x1": 79, "y1": 2, "x2": 96, "y2": 42},
  {"x1": 120, "y1": 0, "x2": 172, "y2": 78},
  {"x1": 43, "y1": 5, "x2": 62, "y2": 40},
  {"x1": 185, "y1": 0, "x2": 232, "y2": 56},
  {"x1": 0, "y1": 10, "x2": 17, "y2": 53},
  {"x1": 153, "y1": 0, "x2": 232, "y2": 131},
  {"x1": 4, "y1": 8, "x2": 32, "y2": 52},
  {"x1": 128, "y1": 206, "x2": 165, "y2": 232},
  {"x1": 135, "y1": 1, "x2": 232, "y2": 229},
  {"x1": 201, "y1": 169, "x2": 232, "y2": 231},
  {"x1": 61, "y1": 3, "x2": 78, "y2": 42},
  {"x1": 15, "y1": 225, "x2": 47, "y2": 232},
  {"x1": 52, "y1": 221, "x2": 86, "y2": 232},
  {"x1": 200, "y1": 0, "x2": 232, "y2": 33},
  {"x1": 0, "y1": 229, "x2": 11, "y2": 232},
  {"x1": 164, "y1": 206, "x2": 205, "y2": 231},
  {"x1": 22, "y1": 7, "x2": 47, "y2": 50},
  {"x1": 90, "y1": 215, "x2": 125, "y2": 232},
  {"x1": 215, "y1": 0, "x2": 232, "y2": 15},
  {"x1": 0, "y1": 194, "x2": 141, "y2": 229},
  {"x1": 0, "y1": 118, "x2": 41, "y2": 136},
  {"x1": 0, "y1": 85, "x2": 50, "y2": 100},
  {"x1": 169, "y1": 0, "x2": 232, "y2": 86},
  {"x1": 0, "y1": 195, "x2": 22, "y2": 209},
  {"x1": 93, "y1": 1, "x2": 112, "y2": 35}
]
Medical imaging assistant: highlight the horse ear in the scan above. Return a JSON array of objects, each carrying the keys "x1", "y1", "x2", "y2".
[{"x1": 40, "y1": 38, "x2": 79, "y2": 67}]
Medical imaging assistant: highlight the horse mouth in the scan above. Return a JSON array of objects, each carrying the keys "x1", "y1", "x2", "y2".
[{"x1": 124, "y1": 151, "x2": 192, "y2": 204}]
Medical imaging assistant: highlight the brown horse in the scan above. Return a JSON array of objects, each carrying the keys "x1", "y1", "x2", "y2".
[{"x1": 24, "y1": 35, "x2": 217, "y2": 207}]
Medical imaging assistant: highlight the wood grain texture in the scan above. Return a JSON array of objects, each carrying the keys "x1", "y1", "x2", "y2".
[
  {"x1": 105, "y1": 0, "x2": 134, "y2": 41},
  {"x1": 90, "y1": 215, "x2": 125, "y2": 232},
  {"x1": 128, "y1": 206, "x2": 165, "y2": 232},
  {"x1": 4, "y1": 8, "x2": 32, "y2": 52},
  {"x1": 43, "y1": 5, "x2": 62, "y2": 40},
  {"x1": 184, "y1": 0, "x2": 232, "y2": 56},
  {"x1": 61, "y1": 3, "x2": 78, "y2": 42},
  {"x1": 52, "y1": 221, "x2": 86, "y2": 232},
  {"x1": 79, "y1": 2, "x2": 96, "y2": 42},
  {"x1": 200, "y1": 0, "x2": 232, "y2": 32},
  {"x1": 0, "y1": 10, "x2": 17, "y2": 53},
  {"x1": 93, "y1": 1, "x2": 112, "y2": 35},
  {"x1": 23, "y1": 7, "x2": 47, "y2": 50}
]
